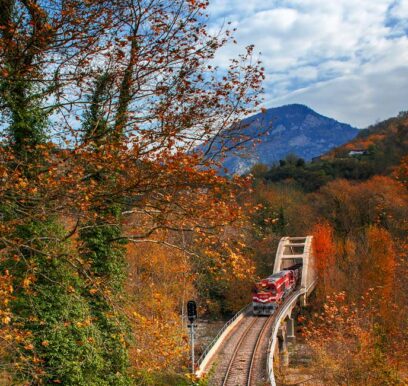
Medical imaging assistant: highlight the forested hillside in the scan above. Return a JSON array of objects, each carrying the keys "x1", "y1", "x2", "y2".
[
  {"x1": 244, "y1": 118, "x2": 408, "y2": 384},
  {"x1": 252, "y1": 112, "x2": 408, "y2": 191},
  {"x1": 326, "y1": 111, "x2": 408, "y2": 160}
]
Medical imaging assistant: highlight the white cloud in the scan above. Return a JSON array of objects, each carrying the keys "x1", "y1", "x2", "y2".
[
  {"x1": 270, "y1": 66, "x2": 408, "y2": 128},
  {"x1": 208, "y1": 0, "x2": 408, "y2": 127}
]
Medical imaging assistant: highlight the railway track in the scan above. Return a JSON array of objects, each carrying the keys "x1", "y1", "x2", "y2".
[
  {"x1": 205, "y1": 294, "x2": 302, "y2": 385},
  {"x1": 221, "y1": 314, "x2": 274, "y2": 386}
]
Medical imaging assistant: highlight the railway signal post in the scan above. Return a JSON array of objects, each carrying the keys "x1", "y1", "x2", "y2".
[{"x1": 187, "y1": 300, "x2": 197, "y2": 374}]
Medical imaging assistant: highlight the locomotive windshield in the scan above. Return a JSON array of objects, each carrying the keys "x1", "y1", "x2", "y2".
[
  {"x1": 253, "y1": 282, "x2": 276, "y2": 294},
  {"x1": 254, "y1": 282, "x2": 268, "y2": 293}
]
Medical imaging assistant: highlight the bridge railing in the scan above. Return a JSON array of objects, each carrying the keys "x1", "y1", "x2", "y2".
[
  {"x1": 195, "y1": 303, "x2": 251, "y2": 376},
  {"x1": 266, "y1": 289, "x2": 305, "y2": 386}
]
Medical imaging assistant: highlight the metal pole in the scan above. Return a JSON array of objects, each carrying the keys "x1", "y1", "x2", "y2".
[{"x1": 190, "y1": 324, "x2": 195, "y2": 374}]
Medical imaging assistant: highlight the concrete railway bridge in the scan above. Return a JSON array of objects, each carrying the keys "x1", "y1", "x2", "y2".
[{"x1": 196, "y1": 236, "x2": 317, "y2": 386}]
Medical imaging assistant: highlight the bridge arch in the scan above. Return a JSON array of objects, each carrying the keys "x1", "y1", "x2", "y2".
[
  {"x1": 268, "y1": 235, "x2": 317, "y2": 385},
  {"x1": 273, "y1": 236, "x2": 316, "y2": 304}
]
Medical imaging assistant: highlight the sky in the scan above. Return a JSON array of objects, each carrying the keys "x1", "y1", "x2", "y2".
[{"x1": 208, "y1": 0, "x2": 408, "y2": 128}]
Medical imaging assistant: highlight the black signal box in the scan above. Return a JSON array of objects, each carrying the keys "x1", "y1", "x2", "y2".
[{"x1": 187, "y1": 300, "x2": 197, "y2": 324}]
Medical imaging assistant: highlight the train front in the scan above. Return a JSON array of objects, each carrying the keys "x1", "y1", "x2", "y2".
[{"x1": 252, "y1": 279, "x2": 276, "y2": 316}]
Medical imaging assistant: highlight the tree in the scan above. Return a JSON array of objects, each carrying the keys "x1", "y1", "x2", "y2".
[
  {"x1": 0, "y1": 2, "x2": 124, "y2": 383},
  {"x1": 125, "y1": 239, "x2": 193, "y2": 372},
  {"x1": 362, "y1": 226, "x2": 396, "y2": 306},
  {"x1": 312, "y1": 222, "x2": 335, "y2": 296},
  {"x1": 0, "y1": 0, "x2": 264, "y2": 382},
  {"x1": 304, "y1": 292, "x2": 402, "y2": 386}
]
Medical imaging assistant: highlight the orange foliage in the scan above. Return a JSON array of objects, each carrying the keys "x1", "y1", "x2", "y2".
[
  {"x1": 126, "y1": 240, "x2": 193, "y2": 371},
  {"x1": 317, "y1": 176, "x2": 408, "y2": 236},
  {"x1": 0, "y1": 270, "x2": 31, "y2": 382},
  {"x1": 393, "y1": 155, "x2": 408, "y2": 189},
  {"x1": 312, "y1": 222, "x2": 335, "y2": 295},
  {"x1": 363, "y1": 226, "x2": 396, "y2": 304},
  {"x1": 312, "y1": 222, "x2": 335, "y2": 273},
  {"x1": 304, "y1": 291, "x2": 402, "y2": 385}
]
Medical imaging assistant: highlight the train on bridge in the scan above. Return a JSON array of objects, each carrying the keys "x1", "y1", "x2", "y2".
[
  {"x1": 252, "y1": 264, "x2": 302, "y2": 316},
  {"x1": 196, "y1": 236, "x2": 316, "y2": 384}
]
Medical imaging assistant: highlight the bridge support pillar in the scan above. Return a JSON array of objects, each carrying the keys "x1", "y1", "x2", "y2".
[
  {"x1": 286, "y1": 317, "x2": 295, "y2": 341},
  {"x1": 277, "y1": 327, "x2": 289, "y2": 367},
  {"x1": 279, "y1": 341, "x2": 289, "y2": 367}
]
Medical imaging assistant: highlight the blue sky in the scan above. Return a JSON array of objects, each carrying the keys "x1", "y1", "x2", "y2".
[{"x1": 208, "y1": 0, "x2": 408, "y2": 128}]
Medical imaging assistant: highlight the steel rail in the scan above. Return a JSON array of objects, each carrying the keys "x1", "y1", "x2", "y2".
[
  {"x1": 247, "y1": 315, "x2": 274, "y2": 386},
  {"x1": 221, "y1": 317, "x2": 258, "y2": 386},
  {"x1": 222, "y1": 315, "x2": 272, "y2": 386},
  {"x1": 222, "y1": 289, "x2": 304, "y2": 386},
  {"x1": 196, "y1": 303, "x2": 251, "y2": 374}
]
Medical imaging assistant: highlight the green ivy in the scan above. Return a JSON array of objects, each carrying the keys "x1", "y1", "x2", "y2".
[
  {"x1": 79, "y1": 205, "x2": 131, "y2": 385},
  {"x1": 2, "y1": 219, "x2": 122, "y2": 385}
]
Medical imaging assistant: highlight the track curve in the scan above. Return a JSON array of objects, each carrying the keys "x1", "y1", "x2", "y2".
[
  {"x1": 204, "y1": 293, "x2": 304, "y2": 385},
  {"x1": 221, "y1": 314, "x2": 274, "y2": 386}
]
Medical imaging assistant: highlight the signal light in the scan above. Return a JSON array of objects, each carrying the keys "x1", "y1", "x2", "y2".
[{"x1": 187, "y1": 300, "x2": 197, "y2": 324}]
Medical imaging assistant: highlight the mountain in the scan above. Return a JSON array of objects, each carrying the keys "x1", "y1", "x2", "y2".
[
  {"x1": 252, "y1": 111, "x2": 407, "y2": 192},
  {"x1": 215, "y1": 104, "x2": 358, "y2": 175}
]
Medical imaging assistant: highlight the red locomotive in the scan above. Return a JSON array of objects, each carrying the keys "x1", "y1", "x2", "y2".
[{"x1": 252, "y1": 264, "x2": 302, "y2": 316}]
